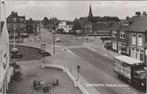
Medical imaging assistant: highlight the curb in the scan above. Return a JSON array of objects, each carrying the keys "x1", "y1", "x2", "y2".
[
  {"x1": 43, "y1": 63, "x2": 98, "y2": 94},
  {"x1": 10, "y1": 43, "x2": 100, "y2": 94}
]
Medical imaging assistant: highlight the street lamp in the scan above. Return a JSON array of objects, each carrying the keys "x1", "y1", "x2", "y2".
[
  {"x1": 41, "y1": 43, "x2": 46, "y2": 68},
  {"x1": 39, "y1": 22, "x2": 41, "y2": 40},
  {"x1": 52, "y1": 30, "x2": 55, "y2": 54},
  {"x1": 13, "y1": 17, "x2": 17, "y2": 48},
  {"x1": 11, "y1": 18, "x2": 18, "y2": 55},
  {"x1": 76, "y1": 65, "x2": 80, "y2": 81}
]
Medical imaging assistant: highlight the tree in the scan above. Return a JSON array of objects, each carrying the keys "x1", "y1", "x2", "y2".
[
  {"x1": 42, "y1": 17, "x2": 49, "y2": 28},
  {"x1": 48, "y1": 17, "x2": 60, "y2": 30},
  {"x1": 72, "y1": 18, "x2": 81, "y2": 32}
]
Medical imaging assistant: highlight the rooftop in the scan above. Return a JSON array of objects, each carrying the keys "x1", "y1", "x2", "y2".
[
  {"x1": 7, "y1": 11, "x2": 25, "y2": 23},
  {"x1": 114, "y1": 55, "x2": 143, "y2": 65},
  {"x1": 128, "y1": 15, "x2": 147, "y2": 32}
]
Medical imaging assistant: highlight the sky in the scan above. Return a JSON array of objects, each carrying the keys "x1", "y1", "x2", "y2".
[{"x1": 5, "y1": 0, "x2": 147, "y2": 21}]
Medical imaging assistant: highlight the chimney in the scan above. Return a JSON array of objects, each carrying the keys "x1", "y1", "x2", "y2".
[
  {"x1": 142, "y1": 11, "x2": 147, "y2": 16},
  {"x1": 126, "y1": 16, "x2": 129, "y2": 20},
  {"x1": 11, "y1": 11, "x2": 14, "y2": 14},
  {"x1": 14, "y1": 12, "x2": 17, "y2": 16},
  {"x1": 135, "y1": 12, "x2": 141, "y2": 16}
]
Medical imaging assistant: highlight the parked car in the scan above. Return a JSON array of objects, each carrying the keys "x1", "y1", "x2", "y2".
[
  {"x1": 41, "y1": 52, "x2": 51, "y2": 57},
  {"x1": 38, "y1": 50, "x2": 51, "y2": 57},
  {"x1": 11, "y1": 52, "x2": 23, "y2": 59},
  {"x1": 21, "y1": 33, "x2": 29, "y2": 38},
  {"x1": 56, "y1": 37, "x2": 61, "y2": 42},
  {"x1": 104, "y1": 42, "x2": 112, "y2": 50}
]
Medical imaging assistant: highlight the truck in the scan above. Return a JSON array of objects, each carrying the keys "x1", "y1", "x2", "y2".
[{"x1": 113, "y1": 55, "x2": 146, "y2": 89}]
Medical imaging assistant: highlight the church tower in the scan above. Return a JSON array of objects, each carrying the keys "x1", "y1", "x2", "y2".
[
  {"x1": 87, "y1": 5, "x2": 93, "y2": 22},
  {"x1": 88, "y1": 5, "x2": 93, "y2": 18}
]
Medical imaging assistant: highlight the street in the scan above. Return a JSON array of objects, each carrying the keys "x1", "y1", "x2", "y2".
[
  {"x1": 38, "y1": 28, "x2": 145, "y2": 94},
  {"x1": 1, "y1": 1, "x2": 147, "y2": 94},
  {"x1": 69, "y1": 47, "x2": 144, "y2": 94}
]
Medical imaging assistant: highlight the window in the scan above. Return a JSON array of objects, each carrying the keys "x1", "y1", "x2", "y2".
[
  {"x1": 123, "y1": 22, "x2": 129, "y2": 26},
  {"x1": 120, "y1": 31, "x2": 125, "y2": 39},
  {"x1": 132, "y1": 33, "x2": 136, "y2": 45},
  {"x1": 112, "y1": 41, "x2": 117, "y2": 50},
  {"x1": 20, "y1": 18, "x2": 24, "y2": 22},
  {"x1": 137, "y1": 34, "x2": 142, "y2": 46},
  {"x1": 112, "y1": 31, "x2": 117, "y2": 37},
  {"x1": 131, "y1": 48, "x2": 136, "y2": 58},
  {"x1": 140, "y1": 53, "x2": 143, "y2": 61}
]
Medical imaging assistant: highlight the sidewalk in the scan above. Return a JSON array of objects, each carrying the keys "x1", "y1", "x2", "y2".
[
  {"x1": 14, "y1": 34, "x2": 100, "y2": 94},
  {"x1": 83, "y1": 37, "x2": 120, "y2": 60},
  {"x1": 8, "y1": 60, "x2": 82, "y2": 94}
]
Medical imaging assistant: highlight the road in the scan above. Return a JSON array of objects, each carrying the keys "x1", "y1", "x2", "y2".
[
  {"x1": 40, "y1": 28, "x2": 145, "y2": 94},
  {"x1": 69, "y1": 47, "x2": 144, "y2": 94}
]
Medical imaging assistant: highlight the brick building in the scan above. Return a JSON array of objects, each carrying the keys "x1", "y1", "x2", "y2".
[
  {"x1": 7, "y1": 11, "x2": 26, "y2": 38},
  {"x1": 110, "y1": 11, "x2": 147, "y2": 62},
  {"x1": 26, "y1": 18, "x2": 40, "y2": 35}
]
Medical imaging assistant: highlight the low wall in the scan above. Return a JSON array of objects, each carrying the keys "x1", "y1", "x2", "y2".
[{"x1": 44, "y1": 64, "x2": 90, "y2": 94}]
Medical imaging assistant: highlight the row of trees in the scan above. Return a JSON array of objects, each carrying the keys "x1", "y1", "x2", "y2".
[
  {"x1": 42, "y1": 16, "x2": 120, "y2": 34},
  {"x1": 72, "y1": 16, "x2": 120, "y2": 34},
  {"x1": 42, "y1": 17, "x2": 60, "y2": 31}
]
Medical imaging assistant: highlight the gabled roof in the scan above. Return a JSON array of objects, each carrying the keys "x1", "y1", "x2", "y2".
[
  {"x1": 7, "y1": 12, "x2": 25, "y2": 23},
  {"x1": 109, "y1": 15, "x2": 147, "y2": 32},
  {"x1": 128, "y1": 15, "x2": 147, "y2": 32}
]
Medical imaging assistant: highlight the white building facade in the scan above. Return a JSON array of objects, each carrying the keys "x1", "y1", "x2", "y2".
[
  {"x1": 57, "y1": 21, "x2": 72, "y2": 33},
  {"x1": 0, "y1": 1, "x2": 11, "y2": 93}
]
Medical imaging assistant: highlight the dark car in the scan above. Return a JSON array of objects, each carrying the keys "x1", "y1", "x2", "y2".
[
  {"x1": 11, "y1": 52, "x2": 23, "y2": 59},
  {"x1": 38, "y1": 50, "x2": 51, "y2": 57},
  {"x1": 41, "y1": 51, "x2": 51, "y2": 57},
  {"x1": 104, "y1": 42, "x2": 112, "y2": 50}
]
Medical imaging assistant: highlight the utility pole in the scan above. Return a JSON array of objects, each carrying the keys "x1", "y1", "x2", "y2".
[
  {"x1": 52, "y1": 30, "x2": 55, "y2": 54},
  {"x1": 13, "y1": 18, "x2": 17, "y2": 48}
]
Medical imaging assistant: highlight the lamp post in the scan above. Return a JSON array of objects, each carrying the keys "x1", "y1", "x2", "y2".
[
  {"x1": 11, "y1": 18, "x2": 18, "y2": 57},
  {"x1": 13, "y1": 17, "x2": 17, "y2": 48},
  {"x1": 52, "y1": 30, "x2": 55, "y2": 54},
  {"x1": 76, "y1": 65, "x2": 80, "y2": 81},
  {"x1": 39, "y1": 22, "x2": 41, "y2": 41}
]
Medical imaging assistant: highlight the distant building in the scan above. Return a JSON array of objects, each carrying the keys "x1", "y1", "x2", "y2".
[
  {"x1": 26, "y1": 18, "x2": 40, "y2": 35},
  {"x1": 93, "y1": 22, "x2": 111, "y2": 36},
  {"x1": 84, "y1": 5, "x2": 94, "y2": 34},
  {"x1": 83, "y1": 5, "x2": 116, "y2": 36},
  {"x1": 7, "y1": 11, "x2": 26, "y2": 38},
  {"x1": 57, "y1": 20, "x2": 72, "y2": 33}
]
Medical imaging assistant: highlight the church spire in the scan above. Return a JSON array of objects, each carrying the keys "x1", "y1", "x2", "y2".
[{"x1": 88, "y1": 5, "x2": 93, "y2": 18}]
